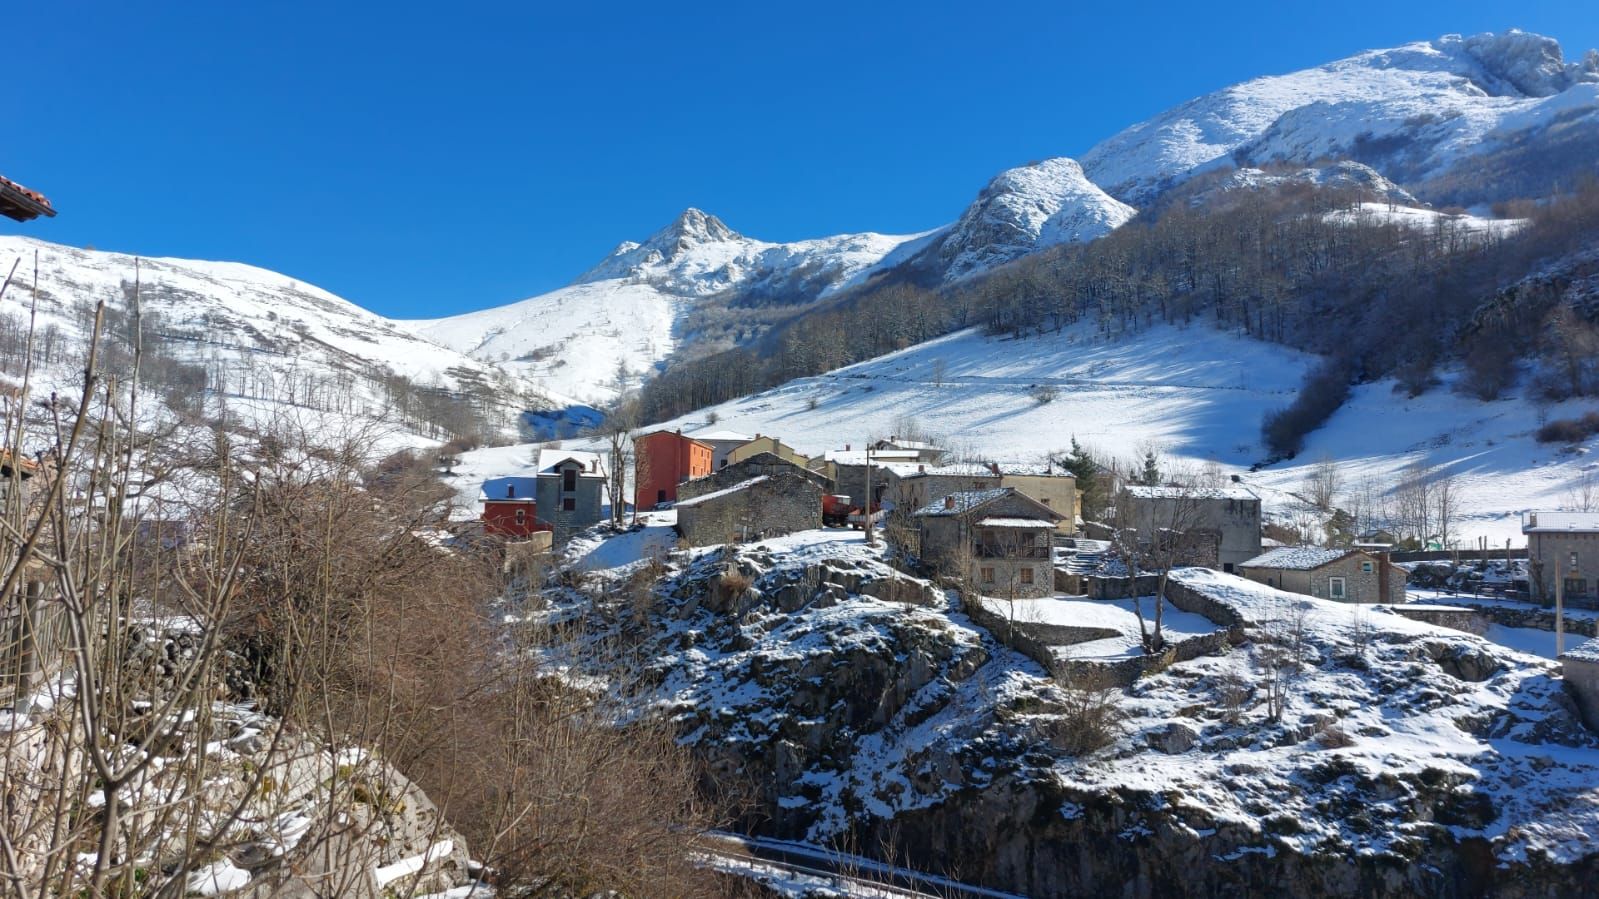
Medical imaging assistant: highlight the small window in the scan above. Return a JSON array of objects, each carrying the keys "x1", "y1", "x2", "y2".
[
  {"x1": 1361, "y1": 561, "x2": 1374, "y2": 573},
  {"x1": 1019, "y1": 568, "x2": 1035, "y2": 585},
  {"x1": 562, "y1": 497, "x2": 576, "y2": 512},
  {"x1": 563, "y1": 468, "x2": 577, "y2": 491},
  {"x1": 657, "y1": 489, "x2": 667, "y2": 504},
  {"x1": 514, "y1": 508, "x2": 526, "y2": 524},
  {"x1": 1328, "y1": 576, "x2": 1347, "y2": 600},
  {"x1": 980, "y1": 567, "x2": 996, "y2": 583},
  {"x1": 1571, "y1": 551, "x2": 1580, "y2": 571}
]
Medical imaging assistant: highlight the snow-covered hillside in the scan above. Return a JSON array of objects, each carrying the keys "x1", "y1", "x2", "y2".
[
  {"x1": 928, "y1": 157, "x2": 1135, "y2": 280},
  {"x1": 1082, "y1": 30, "x2": 1599, "y2": 204},
  {"x1": 407, "y1": 209, "x2": 932, "y2": 405},
  {"x1": 612, "y1": 321, "x2": 1592, "y2": 545},
  {"x1": 0, "y1": 236, "x2": 555, "y2": 444}
]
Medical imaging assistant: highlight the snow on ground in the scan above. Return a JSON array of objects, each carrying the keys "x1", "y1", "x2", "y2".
[
  {"x1": 406, "y1": 279, "x2": 684, "y2": 406},
  {"x1": 603, "y1": 318, "x2": 1596, "y2": 547},
  {"x1": 1324, "y1": 202, "x2": 1527, "y2": 237},
  {"x1": 980, "y1": 595, "x2": 1222, "y2": 660}
]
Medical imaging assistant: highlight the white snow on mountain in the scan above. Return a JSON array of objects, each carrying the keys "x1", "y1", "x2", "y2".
[
  {"x1": 0, "y1": 235, "x2": 554, "y2": 443},
  {"x1": 580, "y1": 320, "x2": 1594, "y2": 546},
  {"x1": 1082, "y1": 30, "x2": 1599, "y2": 204},
  {"x1": 933, "y1": 157, "x2": 1135, "y2": 279},
  {"x1": 408, "y1": 209, "x2": 932, "y2": 405}
]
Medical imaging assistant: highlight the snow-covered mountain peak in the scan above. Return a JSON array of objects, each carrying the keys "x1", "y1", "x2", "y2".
[
  {"x1": 934, "y1": 157, "x2": 1135, "y2": 279},
  {"x1": 1448, "y1": 29, "x2": 1599, "y2": 98},
  {"x1": 1081, "y1": 29, "x2": 1599, "y2": 206}
]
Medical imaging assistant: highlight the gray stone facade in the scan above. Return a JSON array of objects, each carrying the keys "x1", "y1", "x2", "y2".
[
  {"x1": 535, "y1": 456, "x2": 606, "y2": 544},
  {"x1": 1239, "y1": 546, "x2": 1406, "y2": 604},
  {"x1": 675, "y1": 473, "x2": 823, "y2": 547},
  {"x1": 679, "y1": 452, "x2": 833, "y2": 501},
  {"x1": 914, "y1": 489, "x2": 1062, "y2": 599},
  {"x1": 1522, "y1": 513, "x2": 1599, "y2": 606},
  {"x1": 1121, "y1": 486, "x2": 1262, "y2": 572}
]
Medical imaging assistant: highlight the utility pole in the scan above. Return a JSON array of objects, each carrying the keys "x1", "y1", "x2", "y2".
[
  {"x1": 864, "y1": 442, "x2": 876, "y2": 546},
  {"x1": 1556, "y1": 555, "x2": 1567, "y2": 657}
]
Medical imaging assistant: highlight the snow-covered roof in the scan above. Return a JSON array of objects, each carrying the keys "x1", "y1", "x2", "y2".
[
  {"x1": 914, "y1": 487, "x2": 1013, "y2": 517},
  {"x1": 902, "y1": 462, "x2": 1000, "y2": 479},
  {"x1": 823, "y1": 449, "x2": 923, "y2": 465},
  {"x1": 1124, "y1": 485, "x2": 1258, "y2": 501},
  {"x1": 976, "y1": 517, "x2": 1057, "y2": 529},
  {"x1": 1522, "y1": 511, "x2": 1599, "y2": 533},
  {"x1": 537, "y1": 448, "x2": 606, "y2": 478},
  {"x1": 1239, "y1": 545, "x2": 1354, "y2": 571},
  {"x1": 996, "y1": 462, "x2": 1071, "y2": 477},
  {"x1": 875, "y1": 437, "x2": 943, "y2": 451},
  {"x1": 480, "y1": 476, "x2": 538, "y2": 502},
  {"x1": 674, "y1": 476, "x2": 769, "y2": 508},
  {"x1": 691, "y1": 429, "x2": 755, "y2": 443},
  {"x1": 1562, "y1": 637, "x2": 1599, "y2": 664}
]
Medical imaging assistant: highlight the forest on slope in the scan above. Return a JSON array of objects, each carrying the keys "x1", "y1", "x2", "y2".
[{"x1": 636, "y1": 174, "x2": 1599, "y2": 461}]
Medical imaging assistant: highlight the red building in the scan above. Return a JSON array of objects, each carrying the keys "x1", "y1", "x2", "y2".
[
  {"x1": 634, "y1": 429, "x2": 713, "y2": 510},
  {"x1": 480, "y1": 477, "x2": 550, "y2": 538}
]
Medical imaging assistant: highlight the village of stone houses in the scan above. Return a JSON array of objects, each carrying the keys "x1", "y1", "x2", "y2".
[
  {"x1": 445, "y1": 417, "x2": 1599, "y2": 895},
  {"x1": 14, "y1": 19, "x2": 1599, "y2": 899}
]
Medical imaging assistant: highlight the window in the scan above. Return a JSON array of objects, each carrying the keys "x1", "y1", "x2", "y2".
[
  {"x1": 1328, "y1": 576, "x2": 1347, "y2": 600},
  {"x1": 1019, "y1": 568, "x2": 1035, "y2": 585},
  {"x1": 1571, "y1": 551, "x2": 1581, "y2": 571},
  {"x1": 1361, "y1": 561, "x2": 1374, "y2": 573},
  {"x1": 563, "y1": 468, "x2": 577, "y2": 491},
  {"x1": 980, "y1": 567, "x2": 996, "y2": 584},
  {"x1": 562, "y1": 497, "x2": 576, "y2": 512},
  {"x1": 1223, "y1": 563, "x2": 1234, "y2": 574},
  {"x1": 657, "y1": 489, "x2": 667, "y2": 504},
  {"x1": 514, "y1": 508, "x2": 525, "y2": 524}
]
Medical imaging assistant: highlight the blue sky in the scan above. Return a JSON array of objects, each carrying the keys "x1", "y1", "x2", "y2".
[{"x1": 3, "y1": 1, "x2": 1596, "y2": 318}]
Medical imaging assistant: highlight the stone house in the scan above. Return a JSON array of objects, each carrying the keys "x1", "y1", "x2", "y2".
[
  {"x1": 1560, "y1": 637, "x2": 1599, "y2": 732},
  {"x1": 726, "y1": 434, "x2": 813, "y2": 471},
  {"x1": 913, "y1": 488, "x2": 1063, "y2": 599},
  {"x1": 1521, "y1": 511, "x2": 1599, "y2": 606},
  {"x1": 869, "y1": 436, "x2": 948, "y2": 464},
  {"x1": 535, "y1": 450, "x2": 607, "y2": 543},
  {"x1": 675, "y1": 472, "x2": 823, "y2": 547},
  {"x1": 895, "y1": 463, "x2": 1003, "y2": 515},
  {"x1": 1120, "y1": 485, "x2": 1262, "y2": 573},
  {"x1": 817, "y1": 448, "x2": 920, "y2": 506},
  {"x1": 689, "y1": 428, "x2": 755, "y2": 470},
  {"x1": 995, "y1": 462, "x2": 1078, "y2": 528},
  {"x1": 678, "y1": 451, "x2": 833, "y2": 501},
  {"x1": 1238, "y1": 545, "x2": 1406, "y2": 604}
]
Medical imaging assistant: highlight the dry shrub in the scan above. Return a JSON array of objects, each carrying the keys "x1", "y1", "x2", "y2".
[
  {"x1": 1535, "y1": 411, "x2": 1599, "y2": 444},
  {"x1": 1048, "y1": 671, "x2": 1127, "y2": 755},
  {"x1": 1317, "y1": 723, "x2": 1356, "y2": 749},
  {"x1": 719, "y1": 567, "x2": 753, "y2": 594}
]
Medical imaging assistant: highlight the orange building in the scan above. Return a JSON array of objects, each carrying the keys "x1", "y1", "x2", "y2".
[{"x1": 635, "y1": 430, "x2": 712, "y2": 510}]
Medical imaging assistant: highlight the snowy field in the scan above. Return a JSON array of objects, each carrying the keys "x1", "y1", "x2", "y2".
[{"x1": 528, "y1": 319, "x2": 1595, "y2": 547}]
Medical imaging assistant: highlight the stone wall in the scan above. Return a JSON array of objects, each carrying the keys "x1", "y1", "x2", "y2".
[
  {"x1": 1391, "y1": 606, "x2": 1490, "y2": 635},
  {"x1": 679, "y1": 452, "x2": 831, "y2": 501},
  {"x1": 676, "y1": 474, "x2": 822, "y2": 547}
]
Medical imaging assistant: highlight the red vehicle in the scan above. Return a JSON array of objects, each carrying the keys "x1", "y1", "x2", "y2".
[{"x1": 822, "y1": 494, "x2": 883, "y2": 529}]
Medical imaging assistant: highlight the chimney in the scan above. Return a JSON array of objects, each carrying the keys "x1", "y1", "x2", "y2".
[
  {"x1": 989, "y1": 462, "x2": 1001, "y2": 476},
  {"x1": 944, "y1": 495, "x2": 955, "y2": 510},
  {"x1": 918, "y1": 464, "x2": 925, "y2": 473},
  {"x1": 845, "y1": 443, "x2": 851, "y2": 451},
  {"x1": 507, "y1": 484, "x2": 515, "y2": 498}
]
